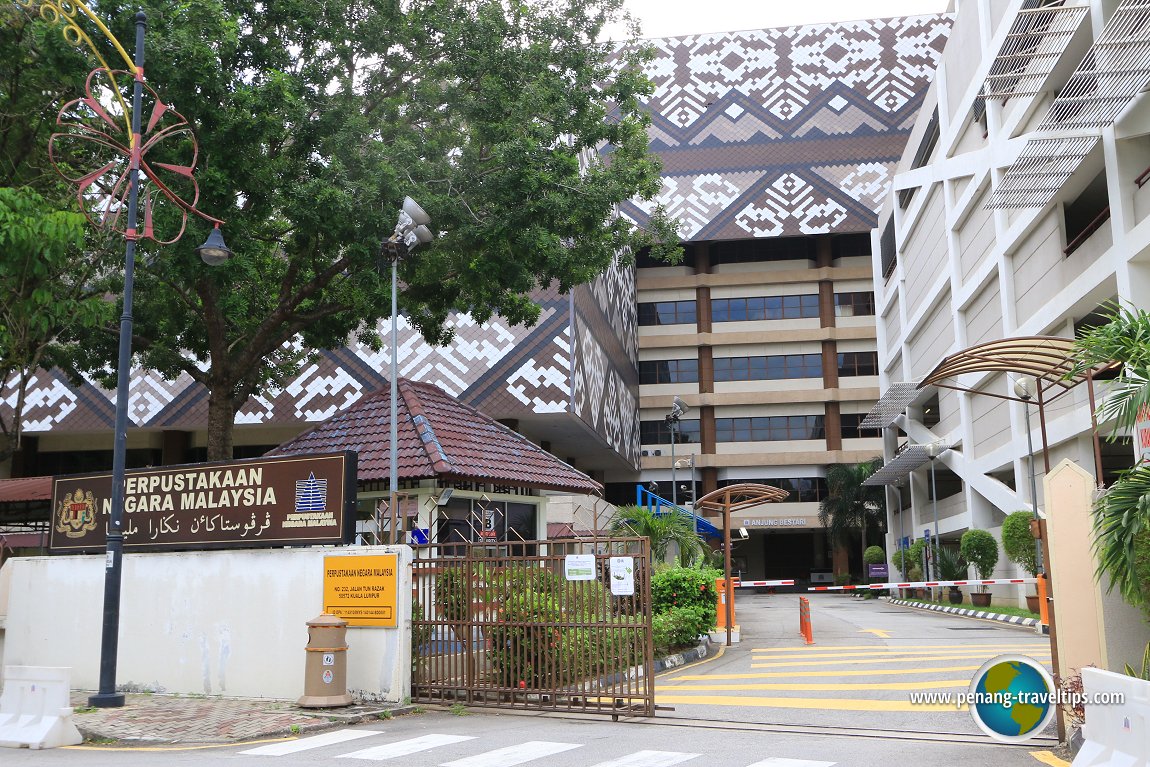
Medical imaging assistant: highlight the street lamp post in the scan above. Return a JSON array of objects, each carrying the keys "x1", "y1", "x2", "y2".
[
  {"x1": 1014, "y1": 377, "x2": 1044, "y2": 574},
  {"x1": 381, "y1": 197, "x2": 433, "y2": 544},
  {"x1": 665, "y1": 396, "x2": 688, "y2": 507},
  {"x1": 926, "y1": 442, "x2": 946, "y2": 581},
  {"x1": 82, "y1": 12, "x2": 232, "y2": 709}
]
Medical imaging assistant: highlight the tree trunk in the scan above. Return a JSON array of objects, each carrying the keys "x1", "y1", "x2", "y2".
[
  {"x1": 206, "y1": 387, "x2": 236, "y2": 462},
  {"x1": 860, "y1": 527, "x2": 867, "y2": 581}
]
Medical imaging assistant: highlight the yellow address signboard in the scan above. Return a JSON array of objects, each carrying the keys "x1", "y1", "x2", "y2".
[{"x1": 323, "y1": 554, "x2": 398, "y2": 627}]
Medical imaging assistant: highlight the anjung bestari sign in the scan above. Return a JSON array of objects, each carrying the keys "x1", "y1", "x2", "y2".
[{"x1": 49, "y1": 452, "x2": 357, "y2": 553}]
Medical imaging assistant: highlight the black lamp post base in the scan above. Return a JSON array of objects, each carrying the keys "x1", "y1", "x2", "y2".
[{"x1": 88, "y1": 692, "x2": 126, "y2": 708}]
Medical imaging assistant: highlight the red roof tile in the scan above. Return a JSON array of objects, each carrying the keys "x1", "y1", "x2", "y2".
[
  {"x1": 270, "y1": 379, "x2": 601, "y2": 495},
  {"x1": 0, "y1": 476, "x2": 53, "y2": 503}
]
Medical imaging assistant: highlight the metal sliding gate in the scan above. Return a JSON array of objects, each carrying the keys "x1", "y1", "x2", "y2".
[{"x1": 411, "y1": 537, "x2": 654, "y2": 718}]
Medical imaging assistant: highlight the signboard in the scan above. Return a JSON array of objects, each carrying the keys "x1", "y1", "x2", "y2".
[
  {"x1": 868, "y1": 564, "x2": 888, "y2": 579},
  {"x1": 737, "y1": 517, "x2": 810, "y2": 527},
  {"x1": 1137, "y1": 403, "x2": 1150, "y2": 464},
  {"x1": 564, "y1": 553, "x2": 596, "y2": 581},
  {"x1": 610, "y1": 557, "x2": 635, "y2": 596},
  {"x1": 323, "y1": 554, "x2": 398, "y2": 627},
  {"x1": 49, "y1": 452, "x2": 356, "y2": 553}
]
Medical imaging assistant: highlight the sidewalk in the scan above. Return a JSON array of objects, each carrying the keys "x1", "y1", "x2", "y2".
[{"x1": 67, "y1": 692, "x2": 416, "y2": 745}]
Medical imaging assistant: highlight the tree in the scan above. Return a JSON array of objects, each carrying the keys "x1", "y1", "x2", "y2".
[
  {"x1": 0, "y1": 187, "x2": 113, "y2": 464},
  {"x1": 959, "y1": 528, "x2": 998, "y2": 586},
  {"x1": 1001, "y1": 510, "x2": 1039, "y2": 577},
  {"x1": 818, "y1": 459, "x2": 886, "y2": 578},
  {"x1": 1070, "y1": 302, "x2": 1150, "y2": 609},
  {"x1": 31, "y1": 0, "x2": 678, "y2": 460},
  {"x1": 0, "y1": 6, "x2": 90, "y2": 193},
  {"x1": 608, "y1": 504, "x2": 704, "y2": 566}
]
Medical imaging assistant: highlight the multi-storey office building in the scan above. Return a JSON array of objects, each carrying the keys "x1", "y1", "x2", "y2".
[
  {"x1": 623, "y1": 17, "x2": 950, "y2": 581},
  {"x1": 871, "y1": 0, "x2": 1149, "y2": 597}
]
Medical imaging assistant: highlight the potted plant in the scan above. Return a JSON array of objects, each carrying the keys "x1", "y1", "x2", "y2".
[
  {"x1": 960, "y1": 528, "x2": 999, "y2": 607},
  {"x1": 907, "y1": 566, "x2": 924, "y2": 598},
  {"x1": 935, "y1": 546, "x2": 967, "y2": 604},
  {"x1": 1002, "y1": 510, "x2": 1041, "y2": 612}
]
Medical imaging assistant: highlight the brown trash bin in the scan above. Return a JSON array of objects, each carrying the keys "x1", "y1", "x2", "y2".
[{"x1": 298, "y1": 613, "x2": 353, "y2": 708}]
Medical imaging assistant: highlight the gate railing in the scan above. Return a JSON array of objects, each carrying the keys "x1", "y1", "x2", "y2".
[{"x1": 411, "y1": 537, "x2": 654, "y2": 717}]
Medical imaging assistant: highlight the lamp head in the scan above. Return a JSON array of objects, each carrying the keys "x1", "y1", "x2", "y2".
[
  {"x1": 1014, "y1": 376, "x2": 1035, "y2": 401},
  {"x1": 926, "y1": 441, "x2": 947, "y2": 459},
  {"x1": 196, "y1": 224, "x2": 233, "y2": 266},
  {"x1": 738, "y1": 526, "x2": 750, "y2": 539},
  {"x1": 669, "y1": 395, "x2": 689, "y2": 419},
  {"x1": 401, "y1": 196, "x2": 431, "y2": 227}
]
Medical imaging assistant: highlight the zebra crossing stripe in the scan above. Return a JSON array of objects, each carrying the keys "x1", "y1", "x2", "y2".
[
  {"x1": 586, "y1": 750, "x2": 701, "y2": 767},
  {"x1": 239, "y1": 729, "x2": 384, "y2": 756},
  {"x1": 338, "y1": 734, "x2": 477, "y2": 760},
  {"x1": 745, "y1": 760, "x2": 836, "y2": 767},
  {"x1": 440, "y1": 740, "x2": 582, "y2": 767}
]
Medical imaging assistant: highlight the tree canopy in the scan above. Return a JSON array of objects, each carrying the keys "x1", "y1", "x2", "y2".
[
  {"x1": 0, "y1": 186, "x2": 113, "y2": 463},
  {"x1": 818, "y1": 459, "x2": 886, "y2": 577},
  {"x1": 13, "y1": 0, "x2": 678, "y2": 459}
]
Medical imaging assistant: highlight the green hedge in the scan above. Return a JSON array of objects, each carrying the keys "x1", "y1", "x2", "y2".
[
  {"x1": 651, "y1": 566, "x2": 720, "y2": 621},
  {"x1": 653, "y1": 605, "x2": 712, "y2": 654},
  {"x1": 483, "y1": 566, "x2": 637, "y2": 689}
]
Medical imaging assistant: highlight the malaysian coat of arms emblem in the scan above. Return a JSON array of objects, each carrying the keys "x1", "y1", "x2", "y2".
[{"x1": 55, "y1": 489, "x2": 99, "y2": 538}]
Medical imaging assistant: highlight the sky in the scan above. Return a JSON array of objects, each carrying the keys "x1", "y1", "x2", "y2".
[{"x1": 604, "y1": 0, "x2": 951, "y2": 40}]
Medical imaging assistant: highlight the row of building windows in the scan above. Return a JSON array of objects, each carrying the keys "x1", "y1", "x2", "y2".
[
  {"x1": 638, "y1": 351, "x2": 879, "y2": 384},
  {"x1": 711, "y1": 295, "x2": 820, "y2": 322},
  {"x1": 639, "y1": 292, "x2": 875, "y2": 326},
  {"x1": 640, "y1": 412, "x2": 880, "y2": 444},
  {"x1": 715, "y1": 354, "x2": 822, "y2": 381},
  {"x1": 716, "y1": 415, "x2": 825, "y2": 441}
]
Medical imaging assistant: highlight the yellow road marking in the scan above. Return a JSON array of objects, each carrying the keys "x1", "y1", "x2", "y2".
[
  {"x1": 751, "y1": 644, "x2": 1051, "y2": 652},
  {"x1": 655, "y1": 694, "x2": 965, "y2": 712},
  {"x1": 656, "y1": 680, "x2": 969, "y2": 691},
  {"x1": 752, "y1": 652, "x2": 1050, "y2": 669},
  {"x1": 861, "y1": 629, "x2": 891, "y2": 638},
  {"x1": 65, "y1": 736, "x2": 294, "y2": 752},
  {"x1": 670, "y1": 665, "x2": 987, "y2": 680},
  {"x1": 1029, "y1": 750, "x2": 1070, "y2": 766},
  {"x1": 753, "y1": 648, "x2": 1049, "y2": 659}
]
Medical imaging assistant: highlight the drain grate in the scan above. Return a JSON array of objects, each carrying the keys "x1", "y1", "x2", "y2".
[{"x1": 946, "y1": 627, "x2": 1000, "y2": 630}]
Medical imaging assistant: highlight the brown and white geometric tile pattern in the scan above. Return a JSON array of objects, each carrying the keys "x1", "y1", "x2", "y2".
[{"x1": 614, "y1": 15, "x2": 951, "y2": 239}]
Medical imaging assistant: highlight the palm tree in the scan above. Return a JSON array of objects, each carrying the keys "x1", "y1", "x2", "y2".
[
  {"x1": 818, "y1": 459, "x2": 886, "y2": 579},
  {"x1": 1071, "y1": 301, "x2": 1150, "y2": 608},
  {"x1": 608, "y1": 504, "x2": 704, "y2": 566}
]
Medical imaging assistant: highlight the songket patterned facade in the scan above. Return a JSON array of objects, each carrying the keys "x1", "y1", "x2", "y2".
[{"x1": 4, "y1": 16, "x2": 951, "y2": 553}]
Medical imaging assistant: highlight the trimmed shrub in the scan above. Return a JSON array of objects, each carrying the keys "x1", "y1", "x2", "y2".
[
  {"x1": 1001, "y1": 511, "x2": 1039, "y2": 577},
  {"x1": 652, "y1": 605, "x2": 712, "y2": 654},
  {"x1": 651, "y1": 566, "x2": 719, "y2": 630},
  {"x1": 960, "y1": 528, "x2": 999, "y2": 581},
  {"x1": 483, "y1": 567, "x2": 636, "y2": 689},
  {"x1": 863, "y1": 546, "x2": 886, "y2": 565}
]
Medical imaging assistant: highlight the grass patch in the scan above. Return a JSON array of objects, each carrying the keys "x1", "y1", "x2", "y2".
[{"x1": 902, "y1": 597, "x2": 1039, "y2": 620}]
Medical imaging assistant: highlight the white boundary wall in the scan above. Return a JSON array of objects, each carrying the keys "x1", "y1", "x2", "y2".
[{"x1": 1, "y1": 545, "x2": 412, "y2": 701}]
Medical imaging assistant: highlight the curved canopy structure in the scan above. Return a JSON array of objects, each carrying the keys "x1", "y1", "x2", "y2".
[
  {"x1": 918, "y1": 335, "x2": 1113, "y2": 402},
  {"x1": 695, "y1": 483, "x2": 790, "y2": 514}
]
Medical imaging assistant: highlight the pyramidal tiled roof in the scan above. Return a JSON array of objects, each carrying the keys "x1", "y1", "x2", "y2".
[{"x1": 269, "y1": 379, "x2": 601, "y2": 495}]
